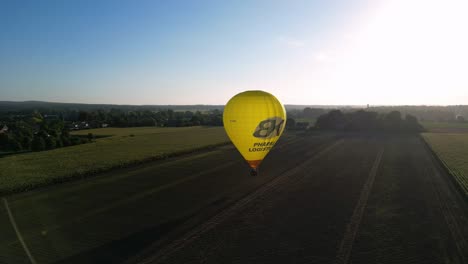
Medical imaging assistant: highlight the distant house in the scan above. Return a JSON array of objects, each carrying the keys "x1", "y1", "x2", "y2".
[
  {"x1": 69, "y1": 122, "x2": 90, "y2": 130},
  {"x1": 0, "y1": 125, "x2": 8, "y2": 134},
  {"x1": 68, "y1": 123, "x2": 80, "y2": 130}
]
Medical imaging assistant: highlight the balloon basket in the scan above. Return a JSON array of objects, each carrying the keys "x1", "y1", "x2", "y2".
[{"x1": 250, "y1": 168, "x2": 258, "y2": 177}]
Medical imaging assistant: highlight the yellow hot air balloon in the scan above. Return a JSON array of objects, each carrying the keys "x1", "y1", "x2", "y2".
[{"x1": 223, "y1": 90, "x2": 287, "y2": 176}]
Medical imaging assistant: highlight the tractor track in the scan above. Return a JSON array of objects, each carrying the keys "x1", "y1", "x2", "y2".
[
  {"x1": 333, "y1": 148, "x2": 384, "y2": 264},
  {"x1": 133, "y1": 139, "x2": 345, "y2": 264},
  {"x1": 423, "y1": 138, "x2": 468, "y2": 263},
  {"x1": 349, "y1": 135, "x2": 468, "y2": 264}
]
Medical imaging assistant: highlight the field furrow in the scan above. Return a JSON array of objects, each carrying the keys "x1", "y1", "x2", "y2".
[
  {"x1": 143, "y1": 135, "x2": 381, "y2": 264},
  {"x1": 350, "y1": 135, "x2": 468, "y2": 264}
]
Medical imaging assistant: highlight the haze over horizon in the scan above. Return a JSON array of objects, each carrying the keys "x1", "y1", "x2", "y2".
[
  {"x1": 0, "y1": 100, "x2": 465, "y2": 108},
  {"x1": 1, "y1": 0, "x2": 468, "y2": 105}
]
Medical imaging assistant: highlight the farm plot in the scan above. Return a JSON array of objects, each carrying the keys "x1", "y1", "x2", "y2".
[
  {"x1": 71, "y1": 126, "x2": 201, "y2": 137},
  {"x1": 422, "y1": 133, "x2": 468, "y2": 197},
  {"x1": 147, "y1": 135, "x2": 383, "y2": 264},
  {"x1": 139, "y1": 134, "x2": 468, "y2": 264},
  {"x1": 0, "y1": 132, "x2": 338, "y2": 264},
  {"x1": 351, "y1": 135, "x2": 468, "y2": 264},
  {"x1": 421, "y1": 121, "x2": 468, "y2": 133},
  {"x1": 0, "y1": 126, "x2": 228, "y2": 195}
]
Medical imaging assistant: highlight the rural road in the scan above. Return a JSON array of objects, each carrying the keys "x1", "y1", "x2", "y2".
[{"x1": 1, "y1": 133, "x2": 467, "y2": 264}]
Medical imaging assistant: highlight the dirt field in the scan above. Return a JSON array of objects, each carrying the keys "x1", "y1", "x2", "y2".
[
  {"x1": 136, "y1": 134, "x2": 468, "y2": 264},
  {"x1": 0, "y1": 132, "x2": 337, "y2": 263},
  {"x1": 1, "y1": 132, "x2": 467, "y2": 264}
]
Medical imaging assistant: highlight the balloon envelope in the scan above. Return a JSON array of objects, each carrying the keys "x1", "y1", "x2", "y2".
[{"x1": 223, "y1": 90, "x2": 286, "y2": 169}]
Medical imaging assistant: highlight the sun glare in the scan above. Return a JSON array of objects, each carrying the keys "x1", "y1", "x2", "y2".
[{"x1": 317, "y1": 0, "x2": 468, "y2": 105}]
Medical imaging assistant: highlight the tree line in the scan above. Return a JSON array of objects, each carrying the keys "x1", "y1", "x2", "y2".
[
  {"x1": 0, "y1": 119, "x2": 90, "y2": 153},
  {"x1": 0, "y1": 109, "x2": 223, "y2": 153},
  {"x1": 314, "y1": 110, "x2": 424, "y2": 132},
  {"x1": 72, "y1": 109, "x2": 222, "y2": 127}
]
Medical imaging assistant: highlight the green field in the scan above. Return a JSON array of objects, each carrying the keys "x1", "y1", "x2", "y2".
[
  {"x1": 421, "y1": 121, "x2": 468, "y2": 132},
  {"x1": 423, "y1": 133, "x2": 468, "y2": 196},
  {"x1": 294, "y1": 117, "x2": 316, "y2": 124},
  {"x1": 0, "y1": 126, "x2": 228, "y2": 195},
  {"x1": 71, "y1": 126, "x2": 202, "y2": 137}
]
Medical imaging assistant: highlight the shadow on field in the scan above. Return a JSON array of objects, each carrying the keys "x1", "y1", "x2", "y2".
[{"x1": 54, "y1": 216, "x2": 189, "y2": 264}]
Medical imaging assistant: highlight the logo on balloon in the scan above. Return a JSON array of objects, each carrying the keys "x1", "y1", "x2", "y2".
[{"x1": 253, "y1": 117, "x2": 285, "y2": 139}]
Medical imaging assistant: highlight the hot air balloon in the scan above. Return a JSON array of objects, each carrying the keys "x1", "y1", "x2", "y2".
[{"x1": 223, "y1": 90, "x2": 287, "y2": 176}]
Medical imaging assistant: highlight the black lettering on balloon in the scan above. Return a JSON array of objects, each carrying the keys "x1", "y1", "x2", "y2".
[
  {"x1": 253, "y1": 117, "x2": 285, "y2": 138},
  {"x1": 253, "y1": 119, "x2": 276, "y2": 138}
]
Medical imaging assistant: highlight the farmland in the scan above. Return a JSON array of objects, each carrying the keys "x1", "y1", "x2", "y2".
[
  {"x1": 421, "y1": 121, "x2": 468, "y2": 133},
  {"x1": 70, "y1": 126, "x2": 203, "y2": 137},
  {"x1": 0, "y1": 131, "x2": 337, "y2": 263},
  {"x1": 1, "y1": 131, "x2": 467, "y2": 264},
  {"x1": 423, "y1": 133, "x2": 468, "y2": 197},
  {"x1": 148, "y1": 134, "x2": 468, "y2": 264},
  {"x1": 0, "y1": 126, "x2": 228, "y2": 195}
]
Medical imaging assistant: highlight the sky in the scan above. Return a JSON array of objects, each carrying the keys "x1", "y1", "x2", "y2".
[{"x1": 1, "y1": 0, "x2": 468, "y2": 105}]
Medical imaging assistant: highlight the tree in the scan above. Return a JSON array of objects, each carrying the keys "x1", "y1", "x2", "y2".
[
  {"x1": 346, "y1": 110, "x2": 378, "y2": 131},
  {"x1": 383, "y1": 111, "x2": 402, "y2": 131},
  {"x1": 21, "y1": 136, "x2": 32, "y2": 150},
  {"x1": 315, "y1": 109, "x2": 423, "y2": 133},
  {"x1": 8, "y1": 139, "x2": 22, "y2": 151},
  {"x1": 315, "y1": 110, "x2": 347, "y2": 130},
  {"x1": 404, "y1": 114, "x2": 423, "y2": 132},
  {"x1": 31, "y1": 137, "x2": 46, "y2": 151},
  {"x1": 61, "y1": 135, "x2": 71, "y2": 146},
  {"x1": 286, "y1": 118, "x2": 296, "y2": 129},
  {"x1": 45, "y1": 136, "x2": 56, "y2": 149},
  {"x1": 0, "y1": 133, "x2": 9, "y2": 149},
  {"x1": 296, "y1": 122, "x2": 309, "y2": 130},
  {"x1": 78, "y1": 111, "x2": 90, "y2": 121},
  {"x1": 303, "y1": 108, "x2": 326, "y2": 119},
  {"x1": 32, "y1": 110, "x2": 43, "y2": 122},
  {"x1": 55, "y1": 137, "x2": 63, "y2": 148}
]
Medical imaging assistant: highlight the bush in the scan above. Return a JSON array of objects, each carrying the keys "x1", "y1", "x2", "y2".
[
  {"x1": 8, "y1": 139, "x2": 22, "y2": 151},
  {"x1": 55, "y1": 138, "x2": 63, "y2": 148},
  {"x1": 61, "y1": 136, "x2": 71, "y2": 147},
  {"x1": 45, "y1": 136, "x2": 57, "y2": 149},
  {"x1": 31, "y1": 137, "x2": 46, "y2": 151},
  {"x1": 70, "y1": 136, "x2": 82, "y2": 146}
]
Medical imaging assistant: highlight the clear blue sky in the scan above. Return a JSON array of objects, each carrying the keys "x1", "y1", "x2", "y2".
[{"x1": 1, "y1": 0, "x2": 467, "y2": 105}]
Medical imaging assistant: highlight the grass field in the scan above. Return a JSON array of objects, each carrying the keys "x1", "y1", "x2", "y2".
[
  {"x1": 0, "y1": 126, "x2": 228, "y2": 195},
  {"x1": 421, "y1": 121, "x2": 468, "y2": 133},
  {"x1": 294, "y1": 117, "x2": 316, "y2": 125},
  {"x1": 422, "y1": 133, "x2": 468, "y2": 197},
  {"x1": 71, "y1": 126, "x2": 201, "y2": 137}
]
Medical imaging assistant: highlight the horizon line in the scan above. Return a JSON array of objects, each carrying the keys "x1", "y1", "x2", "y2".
[{"x1": 0, "y1": 100, "x2": 465, "y2": 108}]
